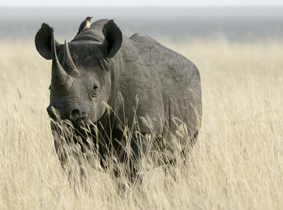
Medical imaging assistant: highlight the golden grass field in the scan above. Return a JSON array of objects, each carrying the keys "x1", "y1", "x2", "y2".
[{"x1": 0, "y1": 37, "x2": 282, "y2": 209}]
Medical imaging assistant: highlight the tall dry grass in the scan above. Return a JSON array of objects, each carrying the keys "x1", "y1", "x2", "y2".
[{"x1": 0, "y1": 37, "x2": 282, "y2": 209}]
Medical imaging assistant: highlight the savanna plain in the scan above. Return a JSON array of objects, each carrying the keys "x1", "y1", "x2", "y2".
[{"x1": 0, "y1": 36, "x2": 282, "y2": 209}]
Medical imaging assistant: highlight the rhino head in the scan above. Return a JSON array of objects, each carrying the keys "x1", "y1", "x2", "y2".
[{"x1": 35, "y1": 20, "x2": 122, "y2": 129}]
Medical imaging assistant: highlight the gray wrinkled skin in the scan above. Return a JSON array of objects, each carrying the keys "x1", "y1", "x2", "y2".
[{"x1": 35, "y1": 19, "x2": 202, "y2": 180}]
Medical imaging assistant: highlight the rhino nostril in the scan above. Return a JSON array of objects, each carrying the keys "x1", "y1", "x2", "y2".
[
  {"x1": 46, "y1": 105, "x2": 60, "y2": 121},
  {"x1": 70, "y1": 109, "x2": 82, "y2": 121}
]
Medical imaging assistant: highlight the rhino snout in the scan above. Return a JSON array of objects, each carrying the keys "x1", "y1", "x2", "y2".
[{"x1": 47, "y1": 105, "x2": 86, "y2": 122}]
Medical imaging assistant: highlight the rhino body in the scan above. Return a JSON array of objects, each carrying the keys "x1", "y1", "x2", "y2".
[{"x1": 35, "y1": 19, "x2": 202, "y2": 179}]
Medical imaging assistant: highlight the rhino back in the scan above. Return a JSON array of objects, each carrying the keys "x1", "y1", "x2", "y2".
[{"x1": 118, "y1": 33, "x2": 202, "y2": 144}]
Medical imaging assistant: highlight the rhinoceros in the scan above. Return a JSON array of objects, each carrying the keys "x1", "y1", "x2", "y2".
[{"x1": 35, "y1": 19, "x2": 202, "y2": 180}]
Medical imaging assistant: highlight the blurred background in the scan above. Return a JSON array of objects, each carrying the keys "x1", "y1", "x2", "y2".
[{"x1": 0, "y1": 1, "x2": 283, "y2": 42}]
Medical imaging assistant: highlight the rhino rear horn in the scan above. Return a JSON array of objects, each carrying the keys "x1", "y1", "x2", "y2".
[
  {"x1": 62, "y1": 40, "x2": 81, "y2": 77},
  {"x1": 35, "y1": 23, "x2": 61, "y2": 60},
  {"x1": 102, "y1": 20, "x2": 122, "y2": 58},
  {"x1": 51, "y1": 33, "x2": 73, "y2": 92}
]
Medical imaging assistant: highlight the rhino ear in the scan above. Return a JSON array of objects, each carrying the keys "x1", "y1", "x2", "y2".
[
  {"x1": 102, "y1": 20, "x2": 122, "y2": 58},
  {"x1": 35, "y1": 23, "x2": 61, "y2": 60}
]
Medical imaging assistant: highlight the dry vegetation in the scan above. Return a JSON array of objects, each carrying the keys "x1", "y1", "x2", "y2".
[{"x1": 0, "y1": 37, "x2": 282, "y2": 209}]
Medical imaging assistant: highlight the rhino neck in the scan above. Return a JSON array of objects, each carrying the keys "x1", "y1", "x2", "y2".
[{"x1": 72, "y1": 33, "x2": 103, "y2": 43}]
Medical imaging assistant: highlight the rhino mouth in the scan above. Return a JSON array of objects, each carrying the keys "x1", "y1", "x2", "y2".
[
  {"x1": 48, "y1": 104, "x2": 108, "y2": 150},
  {"x1": 50, "y1": 108, "x2": 108, "y2": 149},
  {"x1": 71, "y1": 114, "x2": 89, "y2": 126}
]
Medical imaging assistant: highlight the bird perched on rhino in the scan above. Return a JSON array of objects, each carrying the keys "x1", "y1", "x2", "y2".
[{"x1": 76, "y1": 16, "x2": 92, "y2": 35}]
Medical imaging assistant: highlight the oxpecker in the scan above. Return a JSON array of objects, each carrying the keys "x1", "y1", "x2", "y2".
[{"x1": 76, "y1": 16, "x2": 92, "y2": 35}]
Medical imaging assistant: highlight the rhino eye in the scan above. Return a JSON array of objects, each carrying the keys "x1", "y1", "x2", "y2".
[
  {"x1": 91, "y1": 84, "x2": 98, "y2": 98},
  {"x1": 93, "y1": 84, "x2": 98, "y2": 90},
  {"x1": 49, "y1": 85, "x2": 51, "y2": 90}
]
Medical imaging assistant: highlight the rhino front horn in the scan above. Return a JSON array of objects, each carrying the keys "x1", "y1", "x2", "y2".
[
  {"x1": 63, "y1": 40, "x2": 81, "y2": 77},
  {"x1": 51, "y1": 33, "x2": 73, "y2": 92}
]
